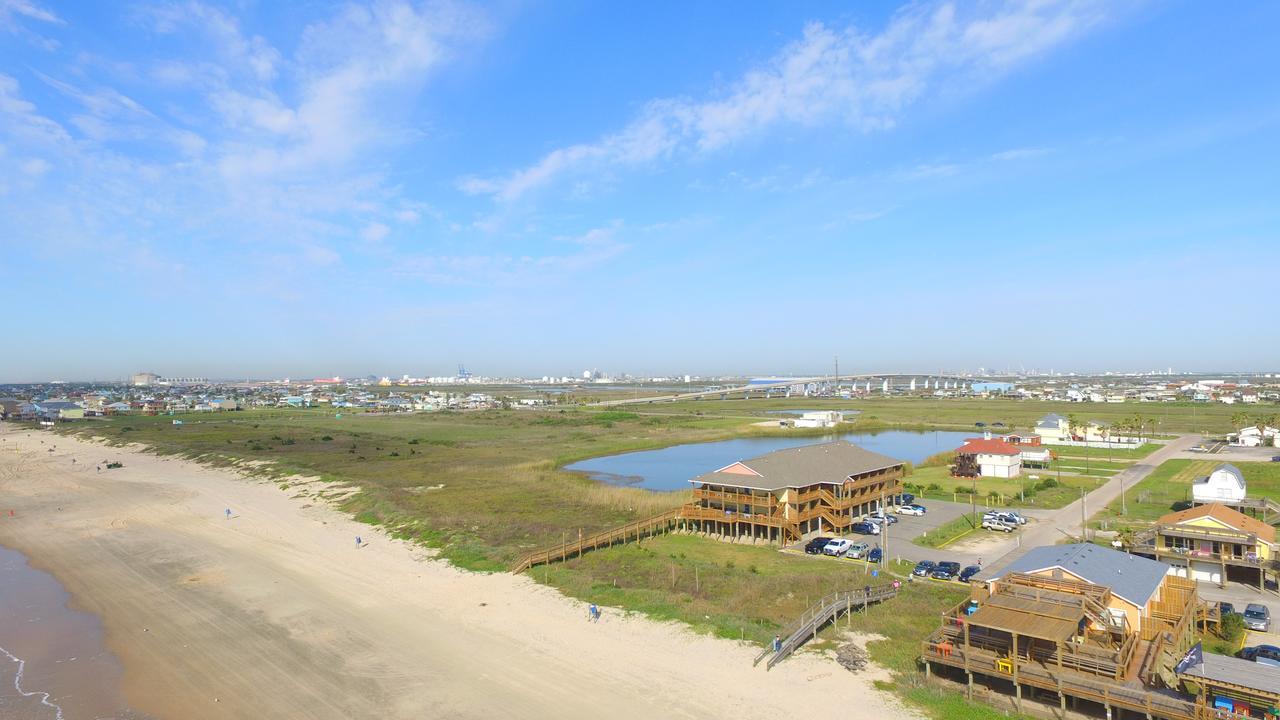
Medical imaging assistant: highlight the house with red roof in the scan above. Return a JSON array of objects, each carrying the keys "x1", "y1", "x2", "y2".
[{"x1": 953, "y1": 436, "x2": 1023, "y2": 478}]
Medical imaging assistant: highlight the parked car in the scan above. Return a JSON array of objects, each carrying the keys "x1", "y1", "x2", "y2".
[
  {"x1": 959, "y1": 565, "x2": 982, "y2": 583},
  {"x1": 1218, "y1": 602, "x2": 1238, "y2": 617},
  {"x1": 1243, "y1": 603, "x2": 1272, "y2": 632},
  {"x1": 897, "y1": 504, "x2": 927, "y2": 516},
  {"x1": 984, "y1": 510, "x2": 1026, "y2": 526},
  {"x1": 890, "y1": 492, "x2": 915, "y2": 506},
  {"x1": 1272, "y1": 455, "x2": 1280, "y2": 463},
  {"x1": 867, "y1": 510, "x2": 899, "y2": 525},
  {"x1": 1238, "y1": 645, "x2": 1280, "y2": 666},
  {"x1": 931, "y1": 561, "x2": 961, "y2": 581},
  {"x1": 867, "y1": 547, "x2": 883, "y2": 564},
  {"x1": 846, "y1": 542, "x2": 871, "y2": 559},
  {"x1": 804, "y1": 536, "x2": 833, "y2": 555},
  {"x1": 823, "y1": 538, "x2": 853, "y2": 557},
  {"x1": 912, "y1": 560, "x2": 937, "y2": 577},
  {"x1": 851, "y1": 520, "x2": 880, "y2": 535},
  {"x1": 982, "y1": 517, "x2": 1016, "y2": 533}
]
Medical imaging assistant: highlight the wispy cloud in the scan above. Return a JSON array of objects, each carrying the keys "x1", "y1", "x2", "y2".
[
  {"x1": 461, "y1": 0, "x2": 1108, "y2": 201},
  {"x1": 0, "y1": 0, "x2": 487, "y2": 287},
  {"x1": 394, "y1": 222, "x2": 627, "y2": 286},
  {"x1": 1, "y1": 0, "x2": 62, "y2": 49}
]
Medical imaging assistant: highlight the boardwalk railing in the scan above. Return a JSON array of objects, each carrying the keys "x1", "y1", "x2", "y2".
[
  {"x1": 753, "y1": 583, "x2": 899, "y2": 670},
  {"x1": 510, "y1": 508, "x2": 684, "y2": 574}
]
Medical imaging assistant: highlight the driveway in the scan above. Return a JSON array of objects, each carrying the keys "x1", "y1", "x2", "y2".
[{"x1": 982, "y1": 434, "x2": 1202, "y2": 577}]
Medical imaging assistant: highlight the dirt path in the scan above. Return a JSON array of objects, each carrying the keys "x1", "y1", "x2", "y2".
[{"x1": 0, "y1": 426, "x2": 919, "y2": 720}]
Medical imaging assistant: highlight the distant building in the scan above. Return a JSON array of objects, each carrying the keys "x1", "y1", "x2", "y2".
[
  {"x1": 1229, "y1": 425, "x2": 1278, "y2": 448},
  {"x1": 1191, "y1": 464, "x2": 1247, "y2": 504},
  {"x1": 794, "y1": 411, "x2": 843, "y2": 428},
  {"x1": 34, "y1": 400, "x2": 84, "y2": 421},
  {"x1": 131, "y1": 372, "x2": 161, "y2": 386}
]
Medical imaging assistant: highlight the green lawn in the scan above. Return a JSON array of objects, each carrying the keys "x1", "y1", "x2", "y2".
[
  {"x1": 905, "y1": 465, "x2": 1104, "y2": 509},
  {"x1": 1091, "y1": 459, "x2": 1280, "y2": 531},
  {"x1": 914, "y1": 511, "x2": 983, "y2": 548},
  {"x1": 1045, "y1": 443, "x2": 1161, "y2": 461}
]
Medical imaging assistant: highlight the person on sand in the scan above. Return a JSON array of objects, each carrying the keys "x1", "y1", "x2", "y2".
[
  {"x1": 225, "y1": 508, "x2": 231, "y2": 520},
  {"x1": 588, "y1": 603, "x2": 598, "y2": 622},
  {"x1": 773, "y1": 635, "x2": 782, "y2": 654},
  {"x1": 356, "y1": 536, "x2": 362, "y2": 548}
]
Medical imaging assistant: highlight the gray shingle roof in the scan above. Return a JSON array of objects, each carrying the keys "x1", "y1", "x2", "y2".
[
  {"x1": 991, "y1": 544, "x2": 1170, "y2": 609},
  {"x1": 1192, "y1": 464, "x2": 1245, "y2": 490},
  {"x1": 1179, "y1": 650, "x2": 1280, "y2": 693},
  {"x1": 690, "y1": 440, "x2": 903, "y2": 492}
]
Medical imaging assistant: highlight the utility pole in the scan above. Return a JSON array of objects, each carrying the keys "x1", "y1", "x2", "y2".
[
  {"x1": 880, "y1": 490, "x2": 888, "y2": 565},
  {"x1": 1080, "y1": 487, "x2": 1087, "y2": 542}
]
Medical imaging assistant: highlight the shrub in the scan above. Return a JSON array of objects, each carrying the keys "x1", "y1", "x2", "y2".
[
  {"x1": 920, "y1": 451, "x2": 956, "y2": 468},
  {"x1": 1036, "y1": 478, "x2": 1059, "y2": 491},
  {"x1": 954, "y1": 485, "x2": 971, "y2": 495},
  {"x1": 1219, "y1": 612, "x2": 1246, "y2": 645},
  {"x1": 925, "y1": 483, "x2": 942, "y2": 494},
  {"x1": 321, "y1": 435, "x2": 333, "y2": 441}
]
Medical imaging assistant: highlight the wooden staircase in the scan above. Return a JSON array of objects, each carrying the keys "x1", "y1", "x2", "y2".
[
  {"x1": 510, "y1": 508, "x2": 684, "y2": 573},
  {"x1": 753, "y1": 583, "x2": 899, "y2": 670}
]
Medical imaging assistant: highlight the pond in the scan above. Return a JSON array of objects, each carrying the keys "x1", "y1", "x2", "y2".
[{"x1": 565, "y1": 429, "x2": 977, "y2": 492}]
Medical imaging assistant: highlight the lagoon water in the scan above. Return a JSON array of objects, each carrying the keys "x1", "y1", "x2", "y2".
[
  {"x1": 0, "y1": 543, "x2": 145, "y2": 720},
  {"x1": 565, "y1": 429, "x2": 976, "y2": 491}
]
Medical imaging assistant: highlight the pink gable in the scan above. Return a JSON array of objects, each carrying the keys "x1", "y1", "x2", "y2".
[{"x1": 716, "y1": 461, "x2": 762, "y2": 476}]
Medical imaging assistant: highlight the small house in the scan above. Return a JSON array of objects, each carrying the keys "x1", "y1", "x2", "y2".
[
  {"x1": 1229, "y1": 425, "x2": 1278, "y2": 448},
  {"x1": 1144, "y1": 503, "x2": 1276, "y2": 588},
  {"x1": 1191, "y1": 464, "x2": 1247, "y2": 504},
  {"x1": 954, "y1": 437, "x2": 1022, "y2": 478}
]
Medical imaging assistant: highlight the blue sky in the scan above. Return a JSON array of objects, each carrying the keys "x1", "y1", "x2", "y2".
[{"x1": 1, "y1": 1, "x2": 1278, "y2": 381}]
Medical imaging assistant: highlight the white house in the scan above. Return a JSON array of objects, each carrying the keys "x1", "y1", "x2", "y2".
[
  {"x1": 1230, "y1": 426, "x2": 1279, "y2": 448},
  {"x1": 1035, "y1": 413, "x2": 1070, "y2": 443},
  {"x1": 794, "y1": 411, "x2": 843, "y2": 429},
  {"x1": 955, "y1": 437, "x2": 1022, "y2": 478},
  {"x1": 1191, "y1": 464, "x2": 1247, "y2": 504}
]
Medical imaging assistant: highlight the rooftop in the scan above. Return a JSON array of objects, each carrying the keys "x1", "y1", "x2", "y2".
[
  {"x1": 956, "y1": 438, "x2": 1021, "y2": 456},
  {"x1": 1179, "y1": 651, "x2": 1280, "y2": 698},
  {"x1": 990, "y1": 544, "x2": 1170, "y2": 609},
  {"x1": 1158, "y1": 503, "x2": 1276, "y2": 543},
  {"x1": 690, "y1": 441, "x2": 903, "y2": 492}
]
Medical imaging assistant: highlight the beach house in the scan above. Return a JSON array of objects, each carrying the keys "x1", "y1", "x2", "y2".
[
  {"x1": 953, "y1": 437, "x2": 1022, "y2": 478},
  {"x1": 683, "y1": 441, "x2": 904, "y2": 544},
  {"x1": 1134, "y1": 503, "x2": 1277, "y2": 589}
]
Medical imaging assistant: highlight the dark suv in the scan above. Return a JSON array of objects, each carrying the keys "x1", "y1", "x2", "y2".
[
  {"x1": 931, "y1": 561, "x2": 961, "y2": 581},
  {"x1": 804, "y1": 536, "x2": 833, "y2": 555},
  {"x1": 912, "y1": 560, "x2": 936, "y2": 577},
  {"x1": 959, "y1": 565, "x2": 982, "y2": 583}
]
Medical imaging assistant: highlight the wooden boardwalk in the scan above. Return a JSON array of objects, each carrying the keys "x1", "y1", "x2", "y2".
[
  {"x1": 510, "y1": 508, "x2": 684, "y2": 573},
  {"x1": 753, "y1": 583, "x2": 899, "y2": 670}
]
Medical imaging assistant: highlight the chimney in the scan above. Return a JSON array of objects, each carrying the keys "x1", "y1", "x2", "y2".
[{"x1": 984, "y1": 430, "x2": 992, "y2": 441}]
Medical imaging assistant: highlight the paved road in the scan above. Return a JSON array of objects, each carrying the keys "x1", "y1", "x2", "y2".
[{"x1": 981, "y1": 434, "x2": 1202, "y2": 577}]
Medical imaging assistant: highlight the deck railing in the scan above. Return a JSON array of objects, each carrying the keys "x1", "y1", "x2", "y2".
[
  {"x1": 510, "y1": 508, "x2": 684, "y2": 573},
  {"x1": 754, "y1": 583, "x2": 899, "y2": 670}
]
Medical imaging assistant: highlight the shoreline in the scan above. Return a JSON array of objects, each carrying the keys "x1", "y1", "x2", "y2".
[{"x1": 0, "y1": 424, "x2": 920, "y2": 720}]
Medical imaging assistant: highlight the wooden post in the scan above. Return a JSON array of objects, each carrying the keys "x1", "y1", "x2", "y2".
[
  {"x1": 1012, "y1": 631, "x2": 1021, "y2": 712},
  {"x1": 963, "y1": 616, "x2": 972, "y2": 698}
]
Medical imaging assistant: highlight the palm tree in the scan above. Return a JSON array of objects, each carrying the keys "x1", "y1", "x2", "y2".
[{"x1": 1231, "y1": 411, "x2": 1250, "y2": 435}]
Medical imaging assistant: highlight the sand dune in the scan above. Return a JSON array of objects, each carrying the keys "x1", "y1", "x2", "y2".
[{"x1": 0, "y1": 425, "x2": 918, "y2": 720}]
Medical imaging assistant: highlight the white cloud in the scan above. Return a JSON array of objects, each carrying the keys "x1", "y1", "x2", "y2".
[
  {"x1": 395, "y1": 209, "x2": 421, "y2": 222},
  {"x1": 463, "y1": 0, "x2": 1108, "y2": 200},
  {"x1": 990, "y1": 146, "x2": 1051, "y2": 161},
  {"x1": 395, "y1": 223, "x2": 627, "y2": 285},
  {"x1": 1, "y1": 0, "x2": 61, "y2": 24},
  {"x1": 361, "y1": 221, "x2": 391, "y2": 242},
  {"x1": 20, "y1": 157, "x2": 50, "y2": 176}
]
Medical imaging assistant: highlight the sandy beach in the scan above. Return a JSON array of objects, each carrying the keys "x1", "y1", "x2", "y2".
[{"x1": 0, "y1": 424, "x2": 918, "y2": 720}]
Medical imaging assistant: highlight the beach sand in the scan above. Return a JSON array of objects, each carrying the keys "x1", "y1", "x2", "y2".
[{"x1": 0, "y1": 425, "x2": 919, "y2": 720}]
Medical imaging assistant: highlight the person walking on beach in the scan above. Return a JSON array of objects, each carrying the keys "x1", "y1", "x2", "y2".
[
  {"x1": 588, "y1": 603, "x2": 599, "y2": 622},
  {"x1": 225, "y1": 508, "x2": 231, "y2": 520},
  {"x1": 773, "y1": 635, "x2": 782, "y2": 654},
  {"x1": 356, "y1": 536, "x2": 362, "y2": 548}
]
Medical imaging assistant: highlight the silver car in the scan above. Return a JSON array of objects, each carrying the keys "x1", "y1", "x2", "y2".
[{"x1": 1244, "y1": 604, "x2": 1271, "y2": 632}]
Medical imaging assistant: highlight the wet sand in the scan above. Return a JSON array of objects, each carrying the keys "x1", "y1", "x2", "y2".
[{"x1": 0, "y1": 425, "x2": 920, "y2": 720}]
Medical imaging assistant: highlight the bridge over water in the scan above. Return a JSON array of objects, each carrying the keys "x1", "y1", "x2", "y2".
[{"x1": 592, "y1": 373, "x2": 991, "y2": 406}]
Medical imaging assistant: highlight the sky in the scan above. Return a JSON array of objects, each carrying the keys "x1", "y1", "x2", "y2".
[{"x1": 1, "y1": 0, "x2": 1278, "y2": 382}]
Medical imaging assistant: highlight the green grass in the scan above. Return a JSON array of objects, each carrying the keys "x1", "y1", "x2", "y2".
[
  {"x1": 1091, "y1": 459, "x2": 1280, "y2": 531},
  {"x1": 1045, "y1": 443, "x2": 1161, "y2": 461},
  {"x1": 905, "y1": 465, "x2": 1105, "y2": 509},
  {"x1": 915, "y1": 512, "x2": 983, "y2": 548},
  {"x1": 537, "y1": 534, "x2": 893, "y2": 644}
]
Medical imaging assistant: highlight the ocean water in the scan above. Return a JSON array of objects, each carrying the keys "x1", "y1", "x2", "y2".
[{"x1": 0, "y1": 544, "x2": 145, "y2": 720}]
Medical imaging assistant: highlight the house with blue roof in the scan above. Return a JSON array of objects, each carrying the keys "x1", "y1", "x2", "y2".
[{"x1": 985, "y1": 543, "x2": 1175, "y2": 633}]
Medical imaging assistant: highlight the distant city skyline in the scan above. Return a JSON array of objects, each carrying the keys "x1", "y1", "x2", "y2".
[{"x1": 3, "y1": 1, "x2": 1278, "y2": 382}]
